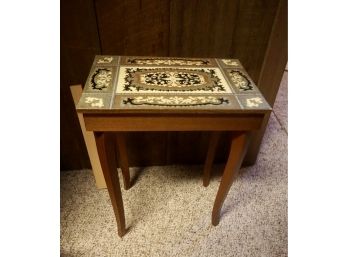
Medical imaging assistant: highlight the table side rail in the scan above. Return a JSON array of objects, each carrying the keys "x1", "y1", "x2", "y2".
[{"x1": 83, "y1": 113, "x2": 266, "y2": 131}]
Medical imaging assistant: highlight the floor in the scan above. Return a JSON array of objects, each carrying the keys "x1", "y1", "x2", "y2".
[{"x1": 60, "y1": 70, "x2": 288, "y2": 257}]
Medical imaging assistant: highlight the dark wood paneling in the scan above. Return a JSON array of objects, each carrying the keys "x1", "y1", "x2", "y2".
[
  {"x1": 169, "y1": 0, "x2": 239, "y2": 57},
  {"x1": 229, "y1": 0, "x2": 279, "y2": 82},
  {"x1": 95, "y1": 0, "x2": 170, "y2": 55},
  {"x1": 60, "y1": 0, "x2": 286, "y2": 170},
  {"x1": 169, "y1": 0, "x2": 280, "y2": 166},
  {"x1": 60, "y1": 0, "x2": 101, "y2": 170},
  {"x1": 244, "y1": 0, "x2": 288, "y2": 165},
  {"x1": 125, "y1": 132, "x2": 168, "y2": 166},
  {"x1": 93, "y1": 0, "x2": 171, "y2": 166}
]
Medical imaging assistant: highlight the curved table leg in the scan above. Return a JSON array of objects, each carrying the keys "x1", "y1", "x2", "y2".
[
  {"x1": 116, "y1": 133, "x2": 131, "y2": 190},
  {"x1": 95, "y1": 132, "x2": 126, "y2": 237},
  {"x1": 203, "y1": 131, "x2": 221, "y2": 187},
  {"x1": 212, "y1": 131, "x2": 249, "y2": 226}
]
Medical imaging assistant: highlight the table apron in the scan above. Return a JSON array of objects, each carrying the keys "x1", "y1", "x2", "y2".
[{"x1": 83, "y1": 114, "x2": 265, "y2": 131}]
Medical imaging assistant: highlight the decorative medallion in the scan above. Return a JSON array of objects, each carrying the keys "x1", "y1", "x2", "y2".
[
  {"x1": 84, "y1": 97, "x2": 104, "y2": 107},
  {"x1": 97, "y1": 56, "x2": 113, "y2": 64},
  {"x1": 116, "y1": 67, "x2": 232, "y2": 94},
  {"x1": 246, "y1": 97, "x2": 263, "y2": 107},
  {"x1": 228, "y1": 70, "x2": 254, "y2": 92},
  {"x1": 122, "y1": 96, "x2": 229, "y2": 107},
  {"x1": 90, "y1": 68, "x2": 112, "y2": 91},
  {"x1": 125, "y1": 57, "x2": 212, "y2": 66}
]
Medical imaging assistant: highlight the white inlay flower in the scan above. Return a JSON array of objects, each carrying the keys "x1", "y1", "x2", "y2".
[
  {"x1": 85, "y1": 97, "x2": 104, "y2": 107},
  {"x1": 222, "y1": 59, "x2": 239, "y2": 66},
  {"x1": 97, "y1": 57, "x2": 113, "y2": 63},
  {"x1": 246, "y1": 97, "x2": 263, "y2": 107}
]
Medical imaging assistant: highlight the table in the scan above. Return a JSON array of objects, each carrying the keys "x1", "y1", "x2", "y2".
[{"x1": 76, "y1": 55, "x2": 271, "y2": 237}]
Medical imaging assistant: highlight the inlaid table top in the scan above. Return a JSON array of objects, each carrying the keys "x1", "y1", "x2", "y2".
[{"x1": 76, "y1": 55, "x2": 271, "y2": 113}]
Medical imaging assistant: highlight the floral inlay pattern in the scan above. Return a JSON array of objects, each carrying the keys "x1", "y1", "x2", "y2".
[
  {"x1": 90, "y1": 68, "x2": 112, "y2": 91},
  {"x1": 141, "y1": 72, "x2": 205, "y2": 87},
  {"x1": 127, "y1": 58, "x2": 210, "y2": 66},
  {"x1": 97, "y1": 57, "x2": 113, "y2": 64},
  {"x1": 84, "y1": 97, "x2": 104, "y2": 107},
  {"x1": 119, "y1": 67, "x2": 230, "y2": 93},
  {"x1": 122, "y1": 96, "x2": 229, "y2": 107},
  {"x1": 229, "y1": 70, "x2": 253, "y2": 91},
  {"x1": 222, "y1": 59, "x2": 239, "y2": 66},
  {"x1": 246, "y1": 97, "x2": 263, "y2": 107},
  {"x1": 76, "y1": 55, "x2": 271, "y2": 112}
]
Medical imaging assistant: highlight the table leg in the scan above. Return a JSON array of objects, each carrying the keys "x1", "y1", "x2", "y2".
[
  {"x1": 95, "y1": 132, "x2": 126, "y2": 237},
  {"x1": 203, "y1": 131, "x2": 221, "y2": 187},
  {"x1": 212, "y1": 131, "x2": 249, "y2": 226},
  {"x1": 116, "y1": 133, "x2": 131, "y2": 190}
]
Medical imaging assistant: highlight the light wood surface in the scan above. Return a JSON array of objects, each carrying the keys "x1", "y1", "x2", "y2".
[{"x1": 70, "y1": 85, "x2": 106, "y2": 189}]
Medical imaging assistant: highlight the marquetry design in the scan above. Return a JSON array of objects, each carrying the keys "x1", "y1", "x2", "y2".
[
  {"x1": 85, "y1": 97, "x2": 104, "y2": 107},
  {"x1": 76, "y1": 55, "x2": 272, "y2": 112},
  {"x1": 77, "y1": 94, "x2": 112, "y2": 109},
  {"x1": 97, "y1": 56, "x2": 113, "y2": 64},
  {"x1": 93, "y1": 55, "x2": 119, "y2": 66},
  {"x1": 246, "y1": 97, "x2": 263, "y2": 107},
  {"x1": 222, "y1": 59, "x2": 240, "y2": 66},
  {"x1": 122, "y1": 57, "x2": 215, "y2": 66},
  {"x1": 89, "y1": 68, "x2": 113, "y2": 91},
  {"x1": 116, "y1": 67, "x2": 232, "y2": 94},
  {"x1": 112, "y1": 94, "x2": 241, "y2": 110},
  {"x1": 236, "y1": 95, "x2": 271, "y2": 110},
  {"x1": 123, "y1": 96, "x2": 229, "y2": 107},
  {"x1": 228, "y1": 70, "x2": 254, "y2": 92}
]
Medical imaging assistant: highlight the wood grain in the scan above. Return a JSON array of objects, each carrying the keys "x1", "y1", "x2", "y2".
[
  {"x1": 244, "y1": 0, "x2": 288, "y2": 165},
  {"x1": 83, "y1": 114, "x2": 265, "y2": 131},
  {"x1": 229, "y1": 0, "x2": 279, "y2": 82},
  {"x1": 95, "y1": 132, "x2": 126, "y2": 236},
  {"x1": 95, "y1": 0, "x2": 170, "y2": 55},
  {"x1": 61, "y1": 0, "x2": 285, "y2": 170},
  {"x1": 212, "y1": 131, "x2": 250, "y2": 225},
  {"x1": 169, "y1": 0, "x2": 238, "y2": 57},
  {"x1": 61, "y1": 0, "x2": 101, "y2": 170}
]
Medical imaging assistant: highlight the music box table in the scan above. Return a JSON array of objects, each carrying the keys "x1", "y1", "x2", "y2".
[{"x1": 76, "y1": 55, "x2": 271, "y2": 237}]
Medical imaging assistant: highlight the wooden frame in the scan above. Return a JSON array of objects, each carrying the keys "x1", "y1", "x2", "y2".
[{"x1": 83, "y1": 111, "x2": 269, "y2": 237}]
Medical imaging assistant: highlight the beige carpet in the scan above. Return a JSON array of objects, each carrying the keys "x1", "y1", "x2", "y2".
[{"x1": 61, "y1": 72, "x2": 288, "y2": 257}]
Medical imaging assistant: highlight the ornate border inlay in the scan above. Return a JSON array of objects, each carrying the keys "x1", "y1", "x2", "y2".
[
  {"x1": 122, "y1": 96, "x2": 229, "y2": 107},
  {"x1": 116, "y1": 67, "x2": 231, "y2": 93},
  {"x1": 229, "y1": 70, "x2": 254, "y2": 92},
  {"x1": 76, "y1": 55, "x2": 272, "y2": 112},
  {"x1": 90, "y1": 68, "x2": 112, "y2": 91},
  {"x1": 126, "y1": 58, "x2": 211, "y2": 66}
]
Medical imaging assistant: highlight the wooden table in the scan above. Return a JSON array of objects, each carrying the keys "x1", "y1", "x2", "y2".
[{"x1": 76, "y1": 55, "x2": 271, "y2": 237}]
